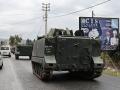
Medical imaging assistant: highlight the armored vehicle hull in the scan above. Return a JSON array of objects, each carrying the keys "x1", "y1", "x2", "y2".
[
  {"x1": 15, "y1": 45, "x2": 33, "y2": 60},
  {"x1": 31, "y1": 29, "x2": 104, "y2": 80}
]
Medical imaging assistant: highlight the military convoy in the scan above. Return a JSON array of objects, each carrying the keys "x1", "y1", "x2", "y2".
[{"x1": 31, "y1": 28, "x2": 104, "y2": 81}]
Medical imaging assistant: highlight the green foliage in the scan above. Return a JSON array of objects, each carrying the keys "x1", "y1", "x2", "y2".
[
  {"x1": 103, "y1": 69, "x2": 120, "y2": 77},
  {"x1": 101, "y1": 52, "x2": 109, "y2": 60},
  {"x1": 9, "y1": 35, "x2": 22, "y2": 46},
  {"x1": 26, "y1": 39, "x2": 33, "y2": 45},
  {"x1": 15, "y1": 35, "x2": 22, "y2": 44},
  {"x1": 108, "y1": 51, "x2": 120, "y2": 62},
  {"x1": 101, "y1": 51, "x2": 120, "y2": 62},
  {"x1": 9, "y1": 36, "x2": 15, "y2": 46}
]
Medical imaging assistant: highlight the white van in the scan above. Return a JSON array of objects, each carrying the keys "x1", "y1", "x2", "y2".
[{"x1": 0, "y1": 45, "x2": 11, "y2": 57}]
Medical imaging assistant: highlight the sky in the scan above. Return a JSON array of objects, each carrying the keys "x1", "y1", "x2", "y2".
[{"x1": 0, "y1": 0, "x2": 119, "y2": 39}]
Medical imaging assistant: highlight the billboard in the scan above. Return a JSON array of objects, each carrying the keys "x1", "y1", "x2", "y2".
[{"x1": 79, "y1": 17, "x2": 119, "y2": 50}]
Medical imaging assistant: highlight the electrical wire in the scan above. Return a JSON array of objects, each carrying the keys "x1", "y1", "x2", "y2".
[
  {"x1": 0, "y1": 16, "x2": 41, "y2": 26},
  {"x1": 0, "y1": 0, "x2": 111, "y2": 25},
  {"x1": 49, "y1": 0, "x2": 111, "y2": 18},
  {"x1": 9, "y1": 17, "x2": 41, "y2": 25},
  {"x1": 0, "y1": 12, "x2": 42, "y2": 17}
]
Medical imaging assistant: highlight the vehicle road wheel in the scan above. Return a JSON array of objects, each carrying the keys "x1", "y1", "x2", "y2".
[
  {"x1": 39, "y1": 66, "x2": 52, "y2": 81},
  {"x1": 85, "y1": 72, "x2": 95, "y2": 80},
  {"x1": 40, "y1": 71, "x2": 52, "y2": 81}
]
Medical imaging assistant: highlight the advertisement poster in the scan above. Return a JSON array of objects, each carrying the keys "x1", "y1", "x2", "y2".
[{"x1": 79, "y1": 17, "x2": 119, "y2": 50}]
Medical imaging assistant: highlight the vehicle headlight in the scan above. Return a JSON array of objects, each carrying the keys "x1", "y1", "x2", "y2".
[{"x1": 93, "y1": 57, "x2": 103, "y2": 64}]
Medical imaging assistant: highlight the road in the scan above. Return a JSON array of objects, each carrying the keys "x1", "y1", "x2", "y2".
[{"x1": 0, "y1": 55, "x2": 120, "y2": 90}]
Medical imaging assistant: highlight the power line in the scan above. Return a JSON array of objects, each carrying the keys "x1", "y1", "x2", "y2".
[
  {"x1": 49, "y1": 0, "x2": 111, "y2": 18},
  {"x1": 10, "y1": 17, "x2": 41, "y2": 25},
  {"x1": 0, "y1": 16, "x2": 41, "y2": 26},
  {"x1": 0, "y1": 12, "x2": 42, "y2": 17},
  {"x1": 0, "y1": 8, "x2": 42, "y2": 17}
]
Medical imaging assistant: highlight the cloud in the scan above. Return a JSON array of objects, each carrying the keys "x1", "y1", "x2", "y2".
[{"x1": 0, "y1": 0, "x2": 119, "y2": 39}]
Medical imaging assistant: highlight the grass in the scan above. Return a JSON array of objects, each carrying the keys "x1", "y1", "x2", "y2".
[
  {"x1": 103, "y1": 69, "x2": 120, "y2": 77},
  {"x1": 101, "y1": 52, "x2": 120, "y2": 77}
]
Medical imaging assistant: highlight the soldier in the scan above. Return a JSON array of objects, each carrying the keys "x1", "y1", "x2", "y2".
[{"x1": 74, "y1": 30, "x2": 84, "y2": 36}]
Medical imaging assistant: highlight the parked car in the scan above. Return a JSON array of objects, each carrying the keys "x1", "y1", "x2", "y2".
[
  {"x1": 0, "y1": 53, "x2": 3, "y2": 69},
  {"x1": 0, "y1": 45, "x2": 11, "y2": 57}
]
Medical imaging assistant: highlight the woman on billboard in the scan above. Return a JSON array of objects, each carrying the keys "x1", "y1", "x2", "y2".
[{"x1": 110, "y1": 30, "x2": 119, "y2": 46}]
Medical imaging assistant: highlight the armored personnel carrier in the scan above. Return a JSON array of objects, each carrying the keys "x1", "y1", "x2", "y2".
[
  {"x1": 15, "y1": 45, "x2": 33, "y2": 60},
  {"x1": 31, "y1": 28, "x2": 104, "y2": 80}
]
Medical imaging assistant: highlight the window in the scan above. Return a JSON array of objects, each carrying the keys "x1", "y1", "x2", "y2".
[{"x1": 1, "y1": 47, "x2": 9, "y2": 50}]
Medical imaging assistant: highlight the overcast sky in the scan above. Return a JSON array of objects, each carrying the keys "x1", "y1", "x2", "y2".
[{"x1": 0, "y1": 0, "x2": 119, "y2": 39}]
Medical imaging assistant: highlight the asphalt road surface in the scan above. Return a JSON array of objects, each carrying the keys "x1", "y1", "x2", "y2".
[{"x1": 0, "y1": 55, "x2": 120, "y2": 90}]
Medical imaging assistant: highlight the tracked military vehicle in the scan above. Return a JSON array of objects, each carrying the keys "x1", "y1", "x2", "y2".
[
  {"x1": 15, "y1": 45, "x2": 33, "y2": 60},
  {"x1": 31, "y1": 28, "x2": 104, "y2": 80}
]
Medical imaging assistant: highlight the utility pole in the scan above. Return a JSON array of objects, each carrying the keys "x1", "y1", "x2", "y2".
[
  {"x1": 42, "y1": 3, "x2": 50, "y2": 35},
  {"x1": 92, "y1": 10, "x2": 95, "y2": 17}
]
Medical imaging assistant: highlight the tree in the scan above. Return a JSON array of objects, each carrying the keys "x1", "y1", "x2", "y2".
[
  {"x1": 9, "y1": 36, "x2": 15, "y2": 46},
  {"x1": 1, "y1": 41, "x2": 6, "y2": 45},
  {"x1": 14, "y1": 35, "x2": 22, "y2": 45},
  {"x1": 26, "y1": 39, "x2": 33, "y2": 45},
  {"x1": 9, "y1": 35, "x2": 22, "y2": 46}
]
